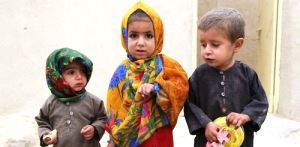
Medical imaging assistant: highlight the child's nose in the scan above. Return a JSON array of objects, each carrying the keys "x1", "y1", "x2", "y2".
[
  {"x1": 137, "y1": 37, "x2": 145, "y2": 46},
  {"x1": 75, "y1": 72, "x2": 83, "y2": 79},
  {"x1": 204, "y1": 46, "x2": 213, "y2": 54}
]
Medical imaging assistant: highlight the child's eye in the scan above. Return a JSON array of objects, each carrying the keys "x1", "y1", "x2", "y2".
[
  {"x1": 145, "y1": 33, "x2": 153, "y2": 39},
  {"x1": 81, "y1": 68, "x2": 86, "y2": 74},
  {"x1": 67, "y1": 69, "x2": 75, "y2": 75},
  {"x1": 201, "y1": 43, "x2": 207, "y2": 48},
  {"x1": 212, "y1": 43, "x2": 220, "y2": 48},
  {"x1": 129, "y1": 33, "x2": 138, "y2": 39}
]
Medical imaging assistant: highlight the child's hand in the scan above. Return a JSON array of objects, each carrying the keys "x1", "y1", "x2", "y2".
[
  {"x1": 43, "y1": 135, "x2": 57, "y2": 145},
  {"x1": 226, "y1": 112, "x2": 250, "y2": 128},
  {"x1": 107, "y1": 135, "x2": 115, "y2": 147},
  {"x1": 205, "y1": 122, "x2": 221, "y2": 143},
  {"x1": 138, "y1": 84, "x2": 154, "y2": 97},
  {"x1": 42, "y1": 129, "x2": 57, "y2": 145},
  {"x1": 107, "y1": 139, "x2": 115, "y2": 147},
  {"x1": 81, "y1": 125, "x2": 95, "y2": 141}
]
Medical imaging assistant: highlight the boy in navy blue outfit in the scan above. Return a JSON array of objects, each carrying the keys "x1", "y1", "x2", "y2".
[{"x1": 184, "y1": 7, "x2": 269, "y2": 147}]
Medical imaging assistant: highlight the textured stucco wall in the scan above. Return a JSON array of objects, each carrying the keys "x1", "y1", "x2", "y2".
[
  {"x1": 0, "y1": 0, "x2": 195, "y2": 146},
  {"x1": 277, "y1": 0, "x2": 300, "y2": 121},
  {"x1": 257, "y1": 0, "x2": 277, "y2": 112}
]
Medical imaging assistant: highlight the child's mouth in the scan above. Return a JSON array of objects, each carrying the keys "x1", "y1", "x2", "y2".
[
  {"x1": 75, "y1": 83, "x2": 84, "y2": 87},
  {"x1": 137, "y1": 49, "x2": 146, "y2": 53},
  {"x1": 205, "y1": 58, "x2": 214, "y2": 63}
]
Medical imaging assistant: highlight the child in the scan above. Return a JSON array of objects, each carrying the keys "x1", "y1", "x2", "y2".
[
  {"x1": 184, "y1": 7, "x2": 269, "y2": 147},
  {"x1": 105, "y1": 1, "x2": 189, "y2": 147},
  {"x1": 35, "y1": 48, "x2": 107, "y2": 147}
]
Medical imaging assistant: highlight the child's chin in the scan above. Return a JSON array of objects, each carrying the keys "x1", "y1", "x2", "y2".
[
  {"x1": 134, "y1": 55, "x2": 149, "y2": 60},
  {"x1": 207, "y1": 63, "x2": 216, "y2": 67},
  {"x1": 73, "y1": 88, "x2": 84, "y2": 92}
]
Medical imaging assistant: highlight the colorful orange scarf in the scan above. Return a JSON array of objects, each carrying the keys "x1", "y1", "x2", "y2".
[{"x1": 105, "y1": 1, "x2": 189, "y2": 146}]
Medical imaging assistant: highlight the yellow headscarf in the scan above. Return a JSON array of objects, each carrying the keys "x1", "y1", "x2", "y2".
[{"x1": 121, "y1": 1, "x2": 164, "y2": 56}]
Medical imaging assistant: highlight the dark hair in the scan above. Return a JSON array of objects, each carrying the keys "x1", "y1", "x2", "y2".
[
  {"x1": 198, "y1": 7, "x2": 245, "y2": 43},
  {"x1": 127, "y1": 9, "x2": 152, "y2": 25}
]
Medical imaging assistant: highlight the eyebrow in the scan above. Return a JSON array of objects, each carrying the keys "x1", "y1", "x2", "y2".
[
  {"x1": 129, "y1": 31, "x2": 153, "y2": 34},
  {"x1": 63, "y1": 67, "x2": 74, "y2": 71},
  {"x1": 63, "y1": 65, "x2": 77, "y2": 71}
]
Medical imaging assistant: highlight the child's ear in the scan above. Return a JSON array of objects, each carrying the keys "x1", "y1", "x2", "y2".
[{"x1": 233, "y1": 38, "x2": 244, "y2": 53}]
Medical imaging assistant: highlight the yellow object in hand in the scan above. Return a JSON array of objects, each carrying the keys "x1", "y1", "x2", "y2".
[{"x1": 213, "y1": 117, "x2": 244, "y2": 147}]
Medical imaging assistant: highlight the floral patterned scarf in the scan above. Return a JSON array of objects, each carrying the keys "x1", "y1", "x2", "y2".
[
  {"x1": 46, "y1": 48, "x2": 93, "y2": 102},
  {"x1": 106, "y1": 1, "x2": 189, "y2": 146}
]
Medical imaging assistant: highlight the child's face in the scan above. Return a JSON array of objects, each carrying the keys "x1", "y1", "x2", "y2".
[
  {"x1": 62, "y1": 62, "x2": 87, "y2": 92},
  {"x1": 199, "y1": 28, "x2": 243, "y2": 70},
  {"x1": 127, "y1": 20, "x2": 155, "y2": 60}
]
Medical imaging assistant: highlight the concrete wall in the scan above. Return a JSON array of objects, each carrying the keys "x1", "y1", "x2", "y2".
[
  {"x1": 257, "y1": 0, "x2": 277, "y2": 112},
  {"x1": 0, "y1": 0, "x2": 195, "y2": 146},
  {"x1": 277, "y1": 0, "x2": 300, "y2": 121}
]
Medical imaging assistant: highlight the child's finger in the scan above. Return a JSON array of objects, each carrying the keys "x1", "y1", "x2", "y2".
[
  {"x1": 81, "y1": 128, "x2": 85, "y2": 133},
  {"x1": 209, "y1": 135, "x2": 218, "y2": 143},
  {"x1": 44, "y1": 140, "x2": 50, "y2": 145},
  {"x1": 142, "y1": 86, "x2": 147, "y2": 95},
  {"x1": 81, "y1": 125, "x2": 88, "y2": 133},
  {"x1": 45, "y1": 138, "x2": 56, "y2": 145},
  {"x1": 137, "y1": 86, "x2": 142, "y2": 93},
  {"x1": 84, "y1": 133, "x2": 93, "y2": 140},
  {"x1": 50, "y1": 138, "x2": 57, "y2": 144},
  {"x1": 235, "y1": 119, "x2": 243, "y2": 129},
  {"x1": 232, "y1": 117, "x2": 239, "y2": 125},
  {"x1": 86, "y1": 127, "x2": 93, "y2": 134},
  {"x1": 146, "y1": 86, "x2": 153, "y2": 95},
  {"x1": 226, "y1": 113, "x2": 234, "y2": 125},
  {"x1": 139, "y1": 85, "x2": 147, "y2": 96}
]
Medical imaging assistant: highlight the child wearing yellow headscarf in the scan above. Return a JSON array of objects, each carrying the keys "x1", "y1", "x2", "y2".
[{"x1": 105, "y1": 1, "x2": 189, "y2": 147}]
